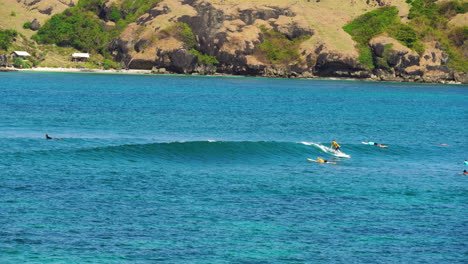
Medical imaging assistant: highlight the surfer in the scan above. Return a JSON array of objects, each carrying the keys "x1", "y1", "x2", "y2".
[
  {"x1": 331, "y1": 141, "x2": 341, "y2": 151},
  {"x1": 363, "y1": 141, "x2": 387, "y2": 148},
  {"x1": 308, "y1": 157, "x2": 336, "y2": 164},
  {"x1": 45, "y1": 134, "x2": 62, "y2": 140},
  {"x1": 461, "y1": 170, "x2": 468, "y2": 175}
]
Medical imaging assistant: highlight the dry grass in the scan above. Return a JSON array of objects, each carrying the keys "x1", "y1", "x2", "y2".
[
  {"x1": 209, "y1": 0, "x2": 409, "y2": 55},
  {"x1": 141, "y1": 0, "x2": 197, "y2": 30},
  {"x1": 448, "y1": 13, "x2": 468, "y2": 27},
  {"x1": 0, "y1": 0, "x2": 74, "y2": 37},
  {"x1": 37, "y1": 46, "x2": 82, "y2": 67}
]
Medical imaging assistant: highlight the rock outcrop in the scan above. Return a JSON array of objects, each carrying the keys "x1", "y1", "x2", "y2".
[
  {"x1": 30, "y1": 18, "x2": 41, "y2": 31},
  {"x1": 0, "y1": 54, "x2": 8, "y2": 67}
]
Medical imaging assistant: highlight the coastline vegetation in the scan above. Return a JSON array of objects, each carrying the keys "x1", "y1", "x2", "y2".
[
  {"x1": 161, "y1": 22, "x2": 197, "y2": 49},
  {"x1": 343, "y1": 6, "x2": 423, "y2": 69},
  {"x1": 256, "y1": 25, "x2": 310, "y2": 65},
  {"x1": 406, "y1": 0, "x2": 467, "y2": 72},
  {"x1": 189, "y1": 49, "x2": 219, "y2": 66},
  {"x1": 0, "y1": 29, "x2": 18, "y2": 50},
  {"x1": 13, "y1": 57, "x2": 31, "y2": 68},
  {"x1": 162, "y1": 22, "x2": 218, "y2": 66},
  {"x1": 344, "y1": 1, "x2": 467, "y2": 71},
  {"x1": 33, "y1": 0, "x2": 161, "y2": 55}
]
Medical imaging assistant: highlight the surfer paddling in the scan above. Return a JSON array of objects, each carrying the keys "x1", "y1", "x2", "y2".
[
  {"x1": 331, "y1": 141, "x2": 341, "y2": 152},
  {"x1": 460, "y1": 170, "x2": 468, "y2": 175},
  {"x1": 363, "y1": 141, "x2": 387, "y2": 148},
  {"x1": 308, "y1": 158, "x2": 336, "y2": 164}
]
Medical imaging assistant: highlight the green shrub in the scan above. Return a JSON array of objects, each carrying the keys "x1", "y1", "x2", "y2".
[
  {"x1": 161, "y1": 22, "x2": 196, "y2": 49},
  {"x1": 343, "y1": 6, "x2": 425, "y2": 69},
  {"x1": 102, "y1": 58, "x2": 120, "y2": 69},
  {"x1": 119, "y1": 0, "x2": 160, "y2": 23},
  {"x1": 407, "y1": 0, "x2": 467, "y2": 71},
  {"x1": 13, "y1": 57, "x2": 31, "y2": 68},
  {"x1": 189, "y1": 49, "x2": 218, "y2": 65},
  {"x1": 0, "y1": 29, "x2": 18, "y2": 50},
  {"x1": 109, "y1": 5, "x2": 121, "y2": 22},
  {"x1": 387, "y1": 24, "x2": 424, "y2": 54},
  {"x1": 33, "y1": 12, "x2": 108, "y2": 53},
  {"x1": 23, "y1": 22, "x2": 32, "y2": 29},
  {"x1": 256, "y1": 26, "x2": 309, "y2": 65},
  {"x1": 33, "y1": 0, "x2": 161, "y2": 56},
  {"x1": 448, "y1": 26, "x2": 468, "y2": 47},
  {"x1": 438, "y1": 0, "x2": 468, "y2": 18},
  {"x1": 375, "y1": 43, "x2": 393, "y2": 69}
]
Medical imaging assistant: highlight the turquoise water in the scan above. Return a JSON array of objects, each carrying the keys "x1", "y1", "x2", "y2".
[{"x1": 0, "y1": 72, "x2": 467, "y2": 263}]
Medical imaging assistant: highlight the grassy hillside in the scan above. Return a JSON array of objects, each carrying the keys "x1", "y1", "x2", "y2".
[
  {"x1": 209, "y1": 0, "x2": 410, "y2": 55},
  {"x1": 33, "y1": 0, "x2": 161, "y2": 55},
  {"x1": 344, "y1": 0, "x2": 467, "y2": 71},
  {"x1": 0, "y1": 0, "x2": 75, "y2": 38},
  {"x1": 343, "y1": 6, "x2": 423, "y2": 69},
  {"x1": 407, "y1": 0, "x2": 467, "y2": 71}
]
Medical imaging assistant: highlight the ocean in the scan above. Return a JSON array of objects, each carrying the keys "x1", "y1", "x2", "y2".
[{"x1": 0, "y1": 72, "x2": 467, "y2": 263}]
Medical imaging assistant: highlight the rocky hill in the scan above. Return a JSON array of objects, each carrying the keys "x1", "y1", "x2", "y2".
[
  {"x1": 107, "y1": 0, "x2": 467, "y2": 83},
  {"x1": 1, "y1": 0, "x2": 467, "y2": 83},
  {"x1": 0, "y1": 0, "x2": 77, "y2": 36}
]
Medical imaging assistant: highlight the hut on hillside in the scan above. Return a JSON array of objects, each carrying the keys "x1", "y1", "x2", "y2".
[
  {"x1": 71, "y1": 53, "x2": 90, "y2": 62},
  {"x1": 10, "y1": 51, "x2": 31, "y2": 60}
]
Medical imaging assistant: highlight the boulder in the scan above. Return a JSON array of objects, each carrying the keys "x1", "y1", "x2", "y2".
[
  {"x1": 167, "y1": 49, "x2": 198, "y2": 73},
  {"x1": 30, "y1": 18, "x2": 40, "y2": 31},
  {"x1": 454, "y1": 72, "x2": 468, "y2": 84},
  {"x1": 0, "y1": 54, "x2": 8, "y2": 66}
]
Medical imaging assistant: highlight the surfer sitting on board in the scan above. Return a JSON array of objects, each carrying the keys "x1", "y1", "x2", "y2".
[
  {"x1": 363, "y1": 141, "x2": 387, "y2": 148},
  {"x1": 45, "y1": 134, "x2": 62, "y2": 140},
  {"x1": 331, "y1": 141, "x2": 341, "y2": 151}
]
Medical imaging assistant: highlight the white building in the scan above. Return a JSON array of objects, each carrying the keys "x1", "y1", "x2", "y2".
[
  {"x1": 71, "y1": 53, "x2": 90, "y2": 62},
  {"x1": 11, "y1": 51, "x2": 31, "y2": 59}
]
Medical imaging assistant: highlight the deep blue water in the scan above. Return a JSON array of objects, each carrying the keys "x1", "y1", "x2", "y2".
[{"x1": 0, "y1": 72, "x2": 467, "y2": 263}]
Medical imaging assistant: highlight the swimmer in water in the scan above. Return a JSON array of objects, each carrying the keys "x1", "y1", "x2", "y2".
[{"x1": 461, "y1": 170, "x2": 468, "y2": 175}]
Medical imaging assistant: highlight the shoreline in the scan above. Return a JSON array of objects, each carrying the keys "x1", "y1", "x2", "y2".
[
  {"x1": 2, "y1": 67, "x2": 465, "y2": 85},
  {"x1": 18, "y1": 67, "x2": 154, "y2": 75}
]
